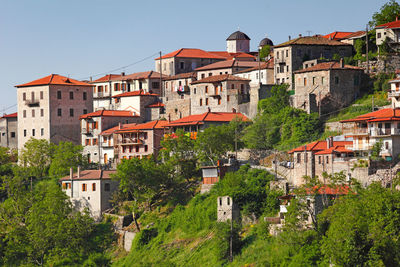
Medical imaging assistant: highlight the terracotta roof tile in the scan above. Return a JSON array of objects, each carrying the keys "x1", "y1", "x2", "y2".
[
  {"x1": 166, "y1": 111, "x2": 249, "y2": 127},
  {"x1": 376, "y1": 19, "x2": 400, "y2": 29},
  {"x1": 112, "y1": 89, "x2": 158, "y2": 98},
  {"x1": 306, "y1": 185, "x2": 353, "y2": 195},
  {"x1": 116, "y1": 120, "x2": 169, "y2": 132},
  {"x1": 342, "y1": 31, "x2": 367, "y2": 39},
  {"x1": 274, "y1": 36, "x2": 352, "y2": 48},
  {"x1": 1, "y1": 112, "x2": 17, "y2": 119},
  {"x1": 208, "y1": 51, "x2": 256, "y2": 60},
  {"x1": 322, "y1": 31, "x2": 355, "y2": 40},
  {"x1": 115, "y1": 71, "x2": 167, "y2": 81},
  {"x1": 236, "y1": 58, "x2": 274, "y2": 74},
  {"x1": 79, "y1": 110, "x2": 138, "y2": 119},
  {"x1": 91, "y1": 74, "x2": 122, "y2": 83},
  {"x1": 100, "y1": 123, "x2": 138, "y2": 135},
  {"x1": 191, "y1": 74, "x2": 250, "y2": 85},
  {"x1": 340, "y1": 108, "x2": 400, "y2": 123},
  {"x1": 288, "y1": 140, "x2": 352, "y2": 153},
  {"x1": 195, "y1": 60, "x2": 259, "y2": 71},
  {"x1": 155, "y1": 48, "x2": 226, "y2": 60},
  {"x1": 16, "y1": 74, "x2": 93, "y2": 87},
  {"x1": 146, "y1": 102, "x2": 165, "y2": 108},
  {"x1": 294, "y1": 61, "x2": 363, "y2": 73},
  {"x1": 59, "y1": 170, "x2": 116, "y2": 181},
  {"x1": 164, "y1": 72, "x2": 197, "y2": 81}
]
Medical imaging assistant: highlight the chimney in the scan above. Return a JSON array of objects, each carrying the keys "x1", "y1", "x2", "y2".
[
  {"x1": 118, "y1": 122, "x2": 121, "y2": 130},
  {"x1": 339, "y1": 58, "x2": 344, "y2": 68},
  {"x1": 77, "y1": 166, "x2": 81, "y2": 179},
  {"x1": 121, "y1": 72, "x2": 125, "y2": 76},
  {"x1": 326, "y1": 136, "x2": 333, "y2": 149},
  {"x1": 232, "y1": 108, "x2": 236, "y2": 113},
  {"x1": 90, "y1": 76, "x2": 92, "y2": 82},
  {"x1": 288, "y1": 35, "x2": 291, "y2": 41},
  {"x1": 70, "y1": 167, "x2": 73, "y2": 179}
]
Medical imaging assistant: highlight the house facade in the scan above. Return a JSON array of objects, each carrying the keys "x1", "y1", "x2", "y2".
[
  {"x1": 0, "y1": 112, "x2": 18, "y2": 150},
  {"x1": 15, "y1": 74, "x2": 93, "y2": 151},
  {"x1": 273, "y1": 36, "x2": 353, "y2": 89},
  {"x1": 112, "y1": 90, "x2": 161, "y2": 120},
  {"x1": 60, "y1": 168, "x2": 118, "y2": 219},
  {"x1": 190, "y1": 74, "x2": 251, "y2": 115},
  {"x1": 195, "y1": 60, "x2": 259, "y2": 80},
  {"x1": 80, "y1": 110, "x2": 142, "y2": 164},
  {"x1": 376, "y1": 18, "x2": 400, "y2": 46},
  {"x1": 293, "y1": 60, "x2": 364, "y2": 114}
]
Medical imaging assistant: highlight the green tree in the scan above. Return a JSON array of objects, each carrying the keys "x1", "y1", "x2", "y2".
[
  {"x1": 259, "y1": 45, "x2": 271, "y2": 61},
  {"x1": 49, "y1": 141, "x2": 84, "y2": 180},
  {"x1": 369, "y1": 0, "x2": 400, "y2": 27},
  {"x1": 19, "y1": 138, "x2": 53, "y2": 178}
]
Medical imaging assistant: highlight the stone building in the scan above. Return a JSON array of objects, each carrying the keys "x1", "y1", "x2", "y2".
[
  {"x1": 226, "y1": 30, "x2": 250, "y2": 53},
  {"x1": 190, "y1": 74, "x2": 251, "y2": 116},
  {"x1": 91, "y1": 71, "x2": 165, "y2": 111},
  {"x1": 15, "y1": 74, "x2": 93, "y2": 151},
  {"x1": 114, "y1": 120, "x2": 168, "y2": 163},
  {"x1": 0, "y1": 112, "x2": 18, "y2": 150},
  {"x1": 273, "y1": 36, "x2": 353, "y2": 89},
  {"x1": 80, "y1": 110, "x2": 142, "y2": 164},
  {"x1": 388, "y1": 72, "x2": 400, "y2": 108},
  {"x1": 60, "y1": 168, "x2": 118, "y2": 219},
  {"x1": 163, "y1": 72, "x2": 196, "y2": 121},
  {"x1": 155, "y1": 48, "x2": 226, "y2": 76},
  {"x1": 293, "y1": 60, "x2": 364, "y2": 114},
  {"x1": 217, "y1": 196, "x2": 240, "y2": 222},
  {"x1": 195, "y1": 60, "x2": 259, "y2": 80},
  {"x1": 375, "y1": 18, "x2": 400, "y2": 46}
]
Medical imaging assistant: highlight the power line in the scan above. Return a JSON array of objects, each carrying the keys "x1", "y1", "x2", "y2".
[
  {"x1": 1, "y1": 103, "x2": 17, "y2": 114},
  {"x1": 78, "y1": 52, "x2": 160, "y2": 80}
]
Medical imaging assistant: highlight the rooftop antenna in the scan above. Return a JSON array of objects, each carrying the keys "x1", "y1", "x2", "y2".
[
  {"x1": 238, "y1": 26, "x2": 240, "y2": 31},
  {"x1": 306, "y1": 30, "x2": 312, "y2": 36}
]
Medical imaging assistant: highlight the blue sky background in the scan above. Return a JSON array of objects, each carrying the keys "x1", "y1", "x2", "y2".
[{"x1": 0, "y1": 0, "x2": 389, "y2": 113}]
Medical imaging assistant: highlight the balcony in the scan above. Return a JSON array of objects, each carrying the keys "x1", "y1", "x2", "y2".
[
  {"x1": 82, "y1": 127, "x2": 93, "y2": 135},
  {"x1": 94, "y1": 92, "x2": 109, "y2": 99},
  {"x1": 371, "y1": 128, "x2": 393, "y2": 136},
  {"x1": 345, "y1": 144, "x2": 373, "y2": 151},
  {"x1": 275, "y1": 57, "x2": 286, "y2": 64},
  {"x1": 121, "y1": 138, "x2": 142, "y2": 145},
  {"x1": 177, "y1": 85, "x2": 190, "y2": 94},
  {"x1": 25, "y1": 99, "x2": 39, "y2": 107},
  {"x1": 389, "y1": 91, "x2": 400, "y2": 98},
  {"x1": 348, "y1": 127, "x2": 369, "y2": 136}
]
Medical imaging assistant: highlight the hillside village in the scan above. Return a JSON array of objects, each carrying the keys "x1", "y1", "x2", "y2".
[{"x1": 4, "y1": 1, "x2": 400, "y2": 266}]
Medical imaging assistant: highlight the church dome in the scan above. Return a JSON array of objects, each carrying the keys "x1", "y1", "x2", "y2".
[
  {"x1": 226, "y1": 31, "x2": 251, "y2": 41},
  {"x1": 259, "y1": 37, "x2": 274, "y2": 47}
]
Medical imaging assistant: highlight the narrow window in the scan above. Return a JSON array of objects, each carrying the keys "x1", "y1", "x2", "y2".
[
  {"x1": 41, "y1": 128, "x2": 44, "y2": 136},
  {"x1": 92, "y1": 183, "x2": 96, "y2": 191},
  {"x1": 205, "y1": 86, "x2": 208, "y2": 93},
  {"x1": 82, "y1": 183, "x2": 87, "y2": 192},
  {"x1": 58, "y1": 108, "x2": 62, "y2": 117},
  {"x1": 145, "y1": 145, "x2": 148, "y2": 152},
  {"x1": 70, "y1": 108, "x2": 74, "y2": 117},
  {"x1": 23, "y1": 110, "x2": 26, "y2": 118},
  {"x1": 227, "y1": 197, "x2": 230, "y2": 205},
  {"x1": 326, "y1": 156, "x2": 329, "y2": 164},
  {"x1": 23, "y1": 92, "x2": 26, "y2": 101},
  {"x1": 83, "y1": 92, "x2": 87, "y2": 100},
  {"x1": 105, "y1": 183, "x2": 110, "y2": 191},
  {"x1": 31, "y1": 92, "x2": 35, "y2": 101},
  {"x1": 200, "y1": 99, "x2": 203, "y2": 106},
  {"x1": 83, "y1": 109, "x2": 87, "y2": 114},
  {"x1": 31, "y1": 109, "x2": 35, "y2": 118},
  {"x1": 304, "y1": 77, "x2": 307, "y2": 86},
  {"x1": 11, "y1": 132, "x2": 15, "y2": 138},
  {"x1": 40, "y1": 91, "x2": 43, "y2": 99},
  {"x1": 57, "y1": 91, "x2": 62, "y2": 99},
  {"x1": 136, "y1": 146, "x2": 139, "y2": 152},
  {"x1": 69, "y1": 91, "x2": 74, "y2": 100},
  {"x1": 227, "y1": 95, "x2": 230, "y2": 102},
  {"x1": 40, "y1": 109, "x2": 44, "y2": 117},
  {"x1": 297, "y1": 153, "x2": 301, "y2": 163},
  {"x1": 24, "y1": 129, "x2": 27, "y2": 137},
  {"x1": 32, "y1": 129, "x2": 35, "y2": 136},
  {"x1": 206, "y1": 98, "x2": 209, "y2": 105}
]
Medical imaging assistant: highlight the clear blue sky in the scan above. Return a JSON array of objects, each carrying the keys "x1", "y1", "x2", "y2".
[{"x1": 0, "y1": 0, "x2": 389, "y2": 113}]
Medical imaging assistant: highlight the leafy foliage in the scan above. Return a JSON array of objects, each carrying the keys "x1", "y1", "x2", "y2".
[
  {"x1": 369, "y1": 0, "x2": 400, "y2": 27},
  {"x1": 49, "y1": 141, "x2": 84, "y2": 180},
  {"x1": 259, "y1": 45, "x2": 271, "y2": 60}
]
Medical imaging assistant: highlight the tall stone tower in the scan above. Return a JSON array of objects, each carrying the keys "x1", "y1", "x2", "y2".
[
  {"x1": 226, "y1": 31, "x2": 250, "y2": 53},
  {"x1": 217, "y1": 196, "x2": 239, "y2": 222}
]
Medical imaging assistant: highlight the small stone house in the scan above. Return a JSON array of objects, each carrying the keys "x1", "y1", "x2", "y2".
[
  {"x1": 0, "y1": 112, "x2": 18, "y2": 150},
  {"x1": 375, "y1": 17, "x2": 400, "y2": 46}
]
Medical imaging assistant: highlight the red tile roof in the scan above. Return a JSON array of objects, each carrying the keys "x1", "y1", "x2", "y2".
[
  {"x1": 314, "y1": 144, "x2": 353, "y2": 155},
  {"x1": 100, "y1": 123, "x2": 138, "y2": 135},
  {"x1": 59, "y1": 170, "x2": 116, "y2": 181},
  {"x1": 191, "y1": 74, "x2": 250, "y2": 84},
  {"x1": 195, "y1": 60, "x2": 259, "y2": 71},
  {"x1": 91, "y1": 74, "x2": 122, "y2": 83},
  {"x1": 288, "y1": 140, "x2": 352, "y2": 153},
  {"x1": 236, "y1": 58, "x2": 274, "y2": 73},
  {"x1": 79, "y1": 110, "x2": 137, "y2": 119},
  {"x1": 155, "y1": 48, "x2": 226, "y2": 60},
  {"x1": 1, "y1": 112, "x2": 17, "y2": 119},
  {"x1": 115, "y1": 71, "x2": 167, "y2": 81},
  {"x1": 376, "y1": 19, "x2": 400, "y2": 29},
  {"x1": 208, "y1": 51, "x2": 256, "y2": 60},
  {"x1": 323, "y1": 31, "x2": 355, "y2": 40},
  {"x1": 112, "y1": 89, "x2": 159, "y2": 98},
  {"x1": 306, "y1": 185, "x2": 353, "y2": 195},
  {"x1": 342, "y1": 31, "x2": 367, "y2": 40},
  {"x1": 146, "y1": 102, "x2": 165, "y2": 108},
  {"x1": 275, "y1": 36, "x2": 352, "y2": 48},
  {"x1": 164, "y1": 72, "x2": 197, "y2": 81},
  {"x1": 340, "y1": 108, "x2": 400, "y2": 123},
  {"x1": 16, "y1": 74, "x2": 93, "y2": 88},
  {"x1": 166, "y1": 111, "x2": 249, "y2": 127},
  {"x1": 294, "y1": 61, "x2": 363, "y2": 73},
  {"x1": 116, "y1": 120, "x2": 169, "y2": 132}
]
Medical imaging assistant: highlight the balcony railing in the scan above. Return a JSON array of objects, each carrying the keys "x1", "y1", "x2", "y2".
[
  {"x1": 389, "y1": 91, "x2": 400, "y2": 98},
  {"x1": 25, "y1": 99, "x2": 40, "y2": 107},
  {"x1": 121, "y1": 138, "x2": 142, "y2": 145},
  {"x1": 82, "y1": 127, "x2": 93, "y2": 135},
  {"x1": 371, "y1": 128, "x2": 393, "y2": 136},
  {"x1": 275, "y1": 57, "x2": 286, "y2": 64}
]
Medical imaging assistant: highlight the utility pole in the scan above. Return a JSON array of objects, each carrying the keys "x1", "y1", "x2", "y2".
[
  {"x1": 258, "y1": 47, "x2": 261, "y2": 86},
  {"x1": 304, "y1": 145, "x2": 307, "y2": 177},
  {"x1": 234, "y1": 127, "x2": 238, "y2": 159},
  {"x1": 159, "y1": 51, "x2": 163, "y2": 98},
  {"x1": 318, "y1": 91, "x2": 321, "y2": 118},
  {"x1": 229, "y1": 218, "x2": 233, "y2": 262},
  {"x1": 372, "y1": 95, "x2": 374, "y2": 112},
  {"x1": 274, "y1": 150, "x2": 278, "y2": 181},
  {"x1": 366, "y1": 24, "x2": 369, "y2": 74}
]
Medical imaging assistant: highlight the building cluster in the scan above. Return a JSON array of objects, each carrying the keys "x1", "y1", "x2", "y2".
[{"x1": 4, "y1": 20, "x2": 400, "y2": 218}]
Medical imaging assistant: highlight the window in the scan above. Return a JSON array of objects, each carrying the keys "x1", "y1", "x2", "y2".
[
  {"x1": 227, "y1": 95, "x2": 230, "y2": 102},
  {"x1": 286, "y1": 66, "x2": 289, "y2": 72},
  {"x1": 194, "y1": 88, "x2": 196, "y2": 94},
  {"x1": 180, "y1": 61, "x2": 184, "y2": 69},
  {"x1": 69, "y1": 91, "x2": 74, "y2": 100},
  {"x1": 144, "y1": 132, "x2": 148, "y2": 139},
  {"x1": 105, "y1": 183, "x2": 110, "y2": 191},
  {"x1": 145, "y1": 145, "x2": 148, "y2": 152},
  {"x1": 31, "y1": 109, "x2": 35, "y2": 118},
  {"x1": 326, "y1": 156, "x2": 329, "y2": 164},
  {"x1": 385, "y1": 142, "x2": 389, "y2": 149},
  {"x1": 83, "y1": 92, "x2": 87, "y2": 100},
  {"x1": 41, "y1": 128, "x2": 44, "y2": 136},
  {"x1": 208, "y1": 72, "x2": 212, "y2": 77},
  {"x1": 205, "y1": 98, "x2": 209, "y2": 105},
  {"x1": 378, "y1": 32, "x2": 382, "y2": 38},
  {"x1": 82, "y1": 183, "x2": 87, "y2": 192},
  {"x1": 24, "y1": 129, "x2": 27, "y2": 137},
  {"x1": 105, "y1": 85, "x2": 108, "y2": 92},
  {"x1": 297, "y1": 153, "x2": 301, "y2": 163},
  {"x1": 321, "y1": 77, "x2": 324, "y2": 85},
  {"x1": 256, "y1": 73, "x2": 259, "y2": 79},
  {"x1": 205, "y1": 86, "x2": 208, "y2": 93},
  {"x1": 200, "y1": 99, "x2": 203, "y2": 106},
  {"x1": 23, "y1": 92, "x2": 26, "y2": 101},
  {"x1": 201, "y1": 73, "x2": 205, "y2": 79},
  {"x1": 32, "y1": 129, "x2": 35, "y2": 136},
  {"x1": 231, "y1": 84, "x2": 235, "y2": 89},
  {"x1": 93, "y1": 138, "x2": 98, "y2": 145},
  {"x1": 40, "y1": 109, "x2": 44, "y2": 117},
  {"x1": 136, "y1": 146, "x2": 139, "y2": 152},
  {"x1": 23, "y1": 110, "x2": 26, "y2": 118},
  {"x1": 286, "y1": 50, "x2": 288, "y2": 57},
  {"x1": 11, "y1": 132, "x2": 15, "y2": 138},
  {"x1": 70, "y1": 109, "x2": 74, "y2": 117},
  {"x1": 92, "y1": 183, "x2": 96, "y2": 191},
  {"x1": 152, "y1": 82, "x2": 160, "y2": 89},
  {"x1": 83, "y1": 109, "x2": 87, "y2": 114},
  {"x1": 31, "y1": 92, "x2": 35, "y2": 101},
  {"x1": 218, "y1": 98, "x2": 221, "y2": 105},
  {"x1": 318, "y1": 156, "x2": 321, "y2": 164},
  {"x1": 304, "y1": 77, "x2": 307, "y2": 86},
  {"x1": 57, "y1": 91, "x2": 62, "y2": 99},
  {"x1": 276, "y1": 67, "x2": 280, "y2": 74},
  {"x1": 335, "y1": 77, "x2": 339, "y2": 84}
]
